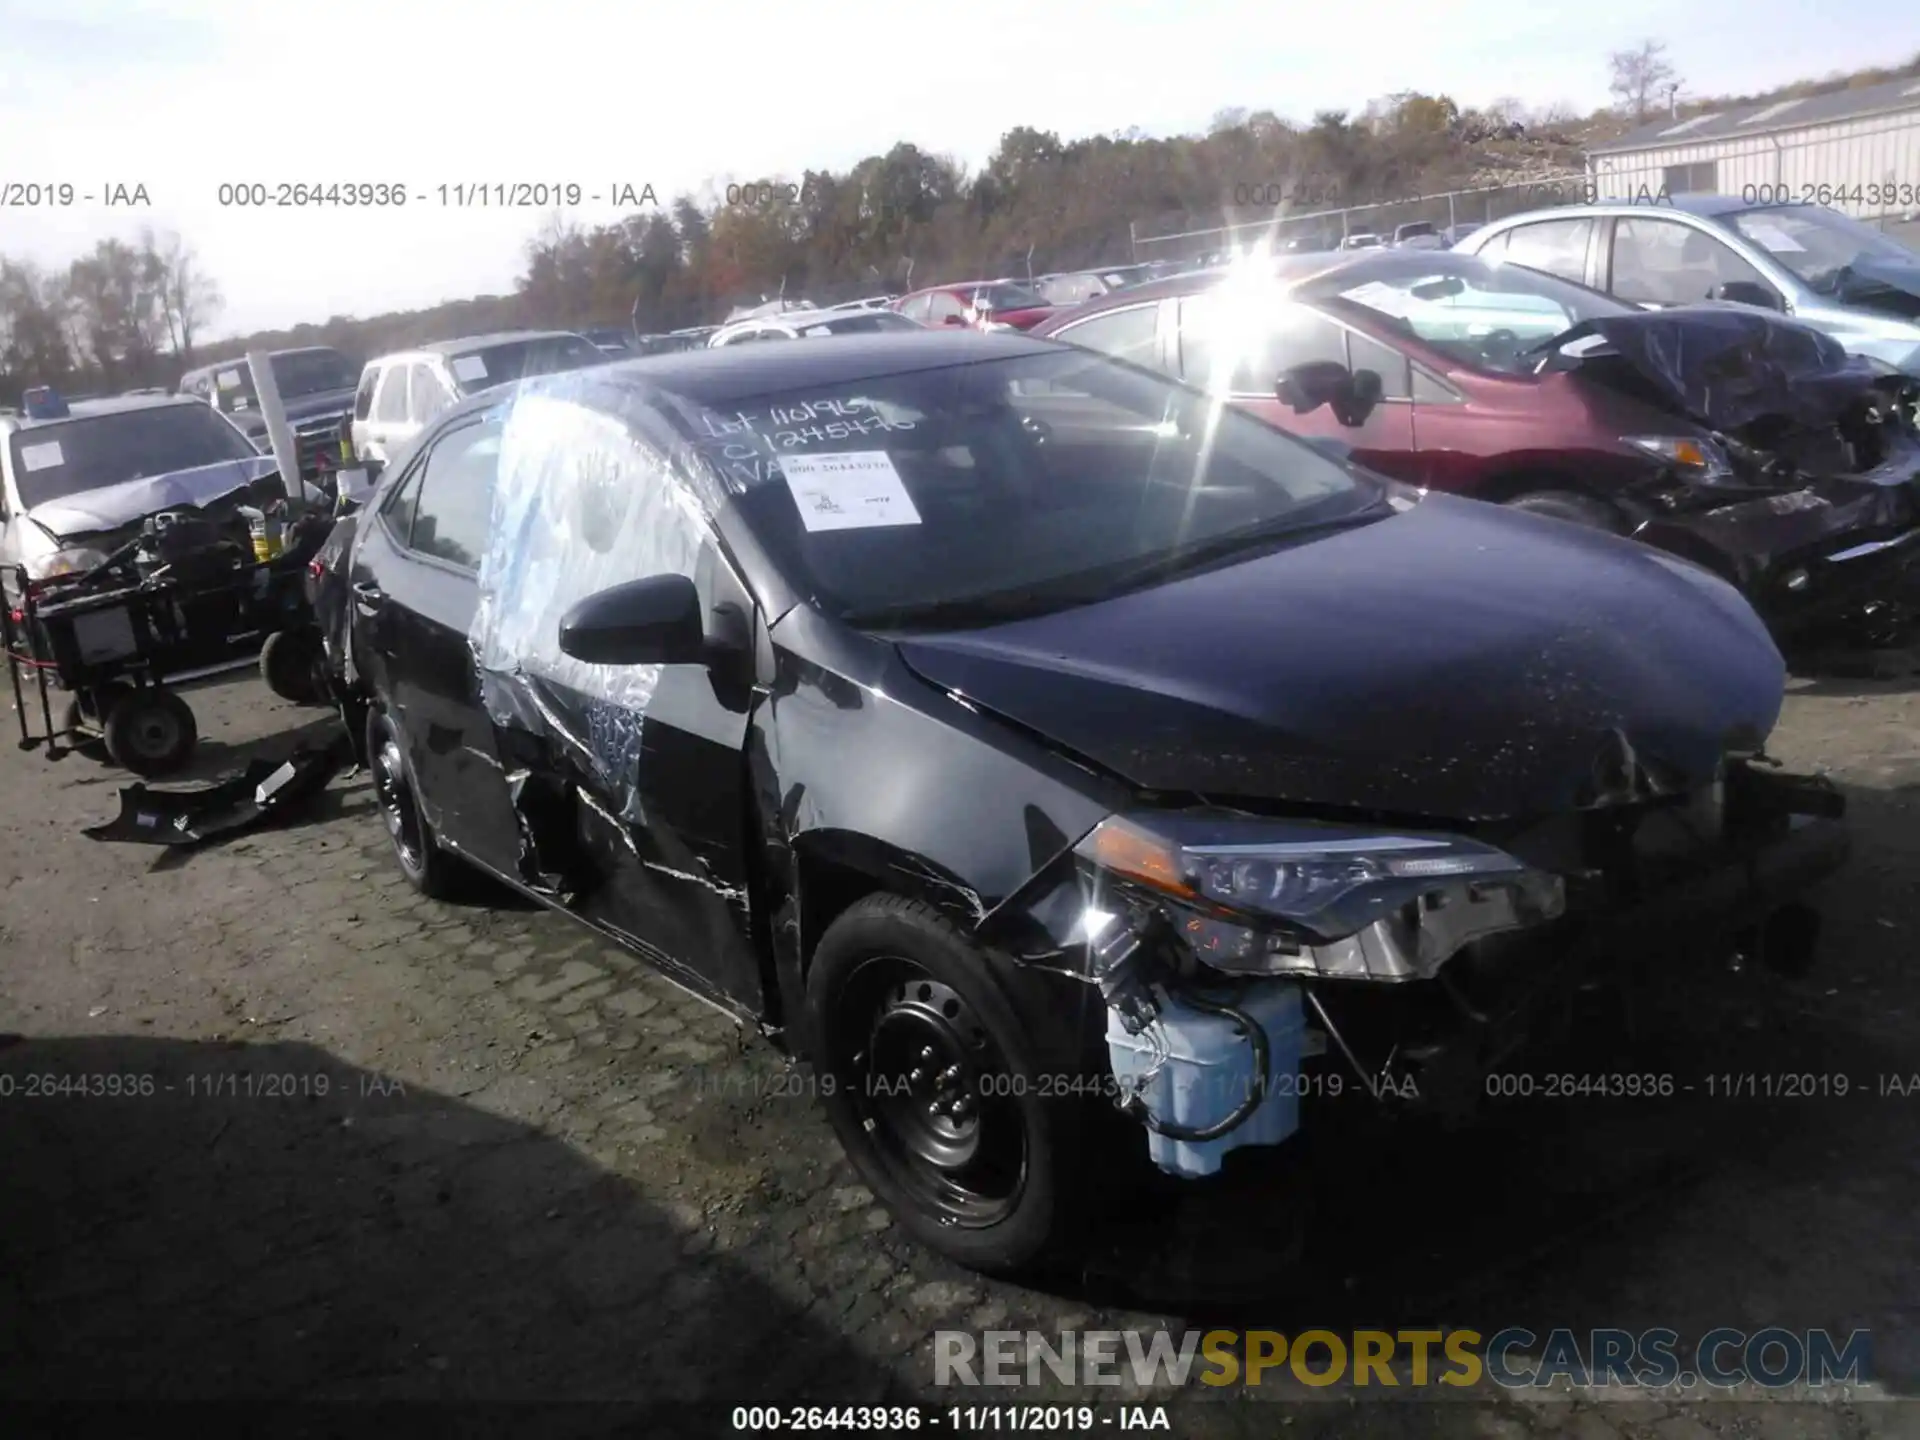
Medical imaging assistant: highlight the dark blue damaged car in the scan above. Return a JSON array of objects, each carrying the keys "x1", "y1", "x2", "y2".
[{"x1": 341, "y1": 330, "x2": 1849, "y2": 1275}]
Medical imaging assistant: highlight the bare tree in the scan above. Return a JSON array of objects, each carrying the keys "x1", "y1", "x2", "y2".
[
  {"x1": 143, "y1": 229, "x2": 223, "y2": 358},
  {"x1": 1609, "y1": 39, "x2": 1680, "y2": 123}
]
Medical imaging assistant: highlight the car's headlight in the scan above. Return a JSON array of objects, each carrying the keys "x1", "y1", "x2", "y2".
[
  {"x1": 1074, "y1": 814, "x2": 1564, "y2": 980},
  {"x1": 23, "y1": 545, "x2": 109, "y2": 580},
  {"x1": 1621, "y1": 434, "x2": 1735, "y2": 483}
]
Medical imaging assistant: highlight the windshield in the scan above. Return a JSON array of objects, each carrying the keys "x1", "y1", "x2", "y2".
[
  {"x1": 447, "y1": 336, "x2": 604, "y2": 396},
  {"x1": 9, "y1": 404, "x2": 259, "y2": 509},
  {"x1": 1330, "y1": 260, "x2": 1629, "y2": 374},
  {"x1": 208, "y1": 349, "x2": 356, "y2": 410},
  {"x1": 272, "y1": 349, "x2": 357, "y2": 398},
  {"x1": 975, "y1": 283, "x2": 1049, "y2": 311},
  {"x1": 1723, "y1": 205, "x2": 1919, "y2": 292},
  {"x1": 686, "y1": 348, "x2": 1372, "y2": 628}
]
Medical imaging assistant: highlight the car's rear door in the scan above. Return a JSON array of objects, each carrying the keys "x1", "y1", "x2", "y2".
[{"x1": 350, "y1": 417, "x2": 518, "y2": 868}]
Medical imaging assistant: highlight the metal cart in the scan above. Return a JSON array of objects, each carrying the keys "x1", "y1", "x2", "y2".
[{"x1": 3, "y1": 517, "x2": 327, "y2": 776}]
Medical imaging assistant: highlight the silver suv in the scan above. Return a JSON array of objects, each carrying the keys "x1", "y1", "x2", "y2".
[{"x1": 1455, "y1": 195, "x2": 1920, "y2": 376}]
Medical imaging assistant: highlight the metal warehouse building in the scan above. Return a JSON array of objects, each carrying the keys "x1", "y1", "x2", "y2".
[{"x1": 1588, "y1": 74, "x2": 1920, "y2": 224}]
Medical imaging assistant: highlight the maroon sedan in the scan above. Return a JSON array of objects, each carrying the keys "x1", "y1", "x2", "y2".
[
  {"x1": 894, "y1": 281, "x2": 1058, "y2": 332},
  {"x1": 1030, "y1": 250, "x2": 1920, "y2": 638}
]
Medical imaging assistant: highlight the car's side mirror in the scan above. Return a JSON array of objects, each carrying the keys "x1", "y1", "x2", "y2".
[
  {"x1": 1349, "y1": 369, "x2": 1384, "y2": 407},
  {"x1": 1275, "y1": 359, "x2": 1355, "y2": 415},
  {"x1": 558, "y1": 573, "x2": 706, "y2": 666},
  {"x1": 942, "y1": 314, "x2": 968, "y2": 327},
  {"x1": 1710, "y1": 280, "x2": 1781, "y2": 310}
]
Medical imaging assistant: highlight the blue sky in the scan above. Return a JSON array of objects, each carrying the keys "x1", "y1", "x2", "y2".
[{"x1": 1, "y1": 0, "x2": 1915, "y2": 337}]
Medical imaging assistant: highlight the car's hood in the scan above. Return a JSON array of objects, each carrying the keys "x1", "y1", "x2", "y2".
[
  {"x1": 893, "y1": 494, "x2": 1785, "y2": 822},
  {"x1": 26, "y1": 455, "x2": 282, "y2": 542},
  {"x1": 1546, "y1": 307, "x2": 1904, "y2": 435}
]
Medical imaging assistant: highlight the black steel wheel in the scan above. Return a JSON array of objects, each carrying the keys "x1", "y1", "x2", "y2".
[
  {"x1": 804, "y1": 894, "x2": 1092, "y2": 1275},
  {"x1": 260, "y1": 629, "x2": 326, "y2": 704},
  {"x1": 102, "y1": 689, "x2": 197, "y2": 776},
  {"x1": 365, "y1": 705, "x2": 461, "y2": 897}
]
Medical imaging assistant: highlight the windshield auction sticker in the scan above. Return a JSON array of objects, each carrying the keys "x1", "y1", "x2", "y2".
[{"x1": 779, "y1": 450, "x2": 922, "y2": 531}]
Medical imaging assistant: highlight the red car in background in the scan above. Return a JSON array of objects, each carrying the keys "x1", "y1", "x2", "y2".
[
  {"x1": 893, "y1": 280, "x2": 1058, "y2": 331},
  {"x1": 1029, "y1": 249, "x2": 1920, "y2": 641}
]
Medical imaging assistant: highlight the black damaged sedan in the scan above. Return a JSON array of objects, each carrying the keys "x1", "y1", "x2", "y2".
[{"x1": 343, "y1": 330, "x2": 1848, "y2": 1273}]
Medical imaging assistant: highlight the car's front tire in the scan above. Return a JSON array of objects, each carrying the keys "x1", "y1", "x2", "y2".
[
  {"x1": 365, "y1": 704, "x2": 463, "y2": 898},
  {"x1": 803, "y1": 893, "x2": 1094, "y2": 1276}
]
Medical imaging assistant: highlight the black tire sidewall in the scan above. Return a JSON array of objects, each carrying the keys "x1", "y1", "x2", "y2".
[
  {"x1": 803, "y1": 895, "x2": 1089, "y2": 1275},
  {"x1": 103, "y1": 690, "x2": 196, "y2": 776},
  {"x1": 261, "y1": 631, "x2": 319, "y2": 702},
  {"x1": 365, "y1": 704, "x2": 433, "y2": 889}
]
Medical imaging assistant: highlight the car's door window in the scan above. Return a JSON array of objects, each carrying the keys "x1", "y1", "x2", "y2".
[
  {"x1": 1347, "y1": 330, "x2": 1411, "y2": 400},
  {"x1": 1053, "y1": 304, "x2": 1163, "y2": 370},
  {"x1": 1611, "y1": 218, "x2": 1773, "y2": 306},
  {"x1": 926, "y1": 292, "x2": 968, "y2": 325},
  {"x1": 372, "y1": 364, "x2": 409, "y2": 424},
  {"x1": 409, "y1": 365, "x2": 454, "y2": 423},
  {"x1": 1180, "y1": 296, "x2": 1348, "y2": 393},
  {"x1": 378, "y1": 456, "x2": 426, "y2": 546},
  {"x1": 407, "y1": 424, "x2": 501, "y2": 570},
  {"x1": 1501, "y1": 218, "x2": 1594, "y2": 283},
  {"x1": 353, "y1": 366, "x2": 380, "y2": 421},
  {"x1": 898, "y1": 294, "x2": 934, "y2": 322}
]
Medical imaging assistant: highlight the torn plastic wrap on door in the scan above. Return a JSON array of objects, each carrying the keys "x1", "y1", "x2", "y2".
[{"x1": 469, "y1": 381, "x2": 725, "y2": 890}]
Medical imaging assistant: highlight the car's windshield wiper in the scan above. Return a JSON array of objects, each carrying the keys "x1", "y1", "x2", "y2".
[
  {"x1": 843, "y1": 497, "x2": 1393, "y2": 633},
  {"x1": 1089, "y1": 497, "x2": 1394, "y2": 596},
  {"x1": 843, "y1": 586, "x2": 1091, "y2": 632}
]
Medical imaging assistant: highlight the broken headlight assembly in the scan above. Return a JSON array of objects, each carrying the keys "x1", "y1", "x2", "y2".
[
  {"x1": 1075, "y1": 813, "x2": 1566, "y2": 981},
  {"x1": 1621, "y1": 433, "x2": 1736, "y2": 485}
]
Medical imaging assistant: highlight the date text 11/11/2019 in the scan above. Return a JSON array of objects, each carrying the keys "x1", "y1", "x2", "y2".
[
  {"x1": 211, "y1": 182, "x2": 661, "y2": 209},
  {"x1": 0, "y1": 1072, "x2": 406, "y2": 1100}
]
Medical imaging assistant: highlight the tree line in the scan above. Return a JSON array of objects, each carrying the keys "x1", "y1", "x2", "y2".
[{"x1": 5, "y1": 44, "x2": 1917, "y2": 407}]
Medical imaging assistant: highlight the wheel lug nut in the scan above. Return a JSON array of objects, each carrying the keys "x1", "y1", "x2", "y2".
[
  {"x1": 920, "y1": 1047, "x2": 935, "y2": 1062},
  {"x1": 909, "y1": 1068, "x2": 925, "y2": 1083}
]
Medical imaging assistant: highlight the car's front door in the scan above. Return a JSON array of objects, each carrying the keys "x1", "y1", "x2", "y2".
[
  {"x1": 361, "y1": 362, "x2": 412, "y2": 461},
  {"x1": 1603, "y1": 215, "x2": 1785, "y2": 310},
  {"x1": 1174, "y1": 294, "x2": 1417, "y2": 473},
  {"x1": 549, "y1": 496, "x2": 765, "y2": 1010}
]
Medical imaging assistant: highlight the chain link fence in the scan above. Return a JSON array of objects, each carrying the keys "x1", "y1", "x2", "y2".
[{"x1": 1129, "y1": 173, "x2": 1598, "y2": 261}]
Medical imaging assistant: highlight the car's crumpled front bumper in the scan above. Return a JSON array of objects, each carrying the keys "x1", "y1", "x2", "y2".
[
  {"x1": 1011, "y1": 762, "x2": 1851, "y2": 1176},
  {"x1": 1636, "y1": 457, "x2": 1920, "y2": 636}
]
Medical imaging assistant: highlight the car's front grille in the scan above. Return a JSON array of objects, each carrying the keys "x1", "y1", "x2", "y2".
[{"x1": 291, "y1": 412, "x2": 348, "y2": 473}]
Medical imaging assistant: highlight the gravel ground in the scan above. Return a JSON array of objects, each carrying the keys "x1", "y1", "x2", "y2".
[{"x1": 3, "y1": 670, "x2": 1919, "y2": 1437}]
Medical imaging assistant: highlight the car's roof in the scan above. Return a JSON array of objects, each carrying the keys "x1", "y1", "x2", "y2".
[
  {"x1": 469, "y1": 330, "x2": 1049, "y2": 416},
  {"x1": 2, "y1": 392, "x2": 200, "y2": 432},
  {"x1": 418, "y1": 330, "x2": 586, "y2": 355},
  {"x1": 1035, "y1": 248, "x2": 1544, "y2": 325},
  {"x1": 181, "y1": 345, "x2": 344, "y2": 374},
  {"x1": 1477, "y1": 193, "x2": 1760, "y2": 229},
  {"x1": 369, "y1": 331, "x2": 588, "y2": 366}
]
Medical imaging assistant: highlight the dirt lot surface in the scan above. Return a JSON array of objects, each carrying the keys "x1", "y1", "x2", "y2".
[{"x1": 4, "y1": 670, "x2": 1920, "y2": 1437}]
